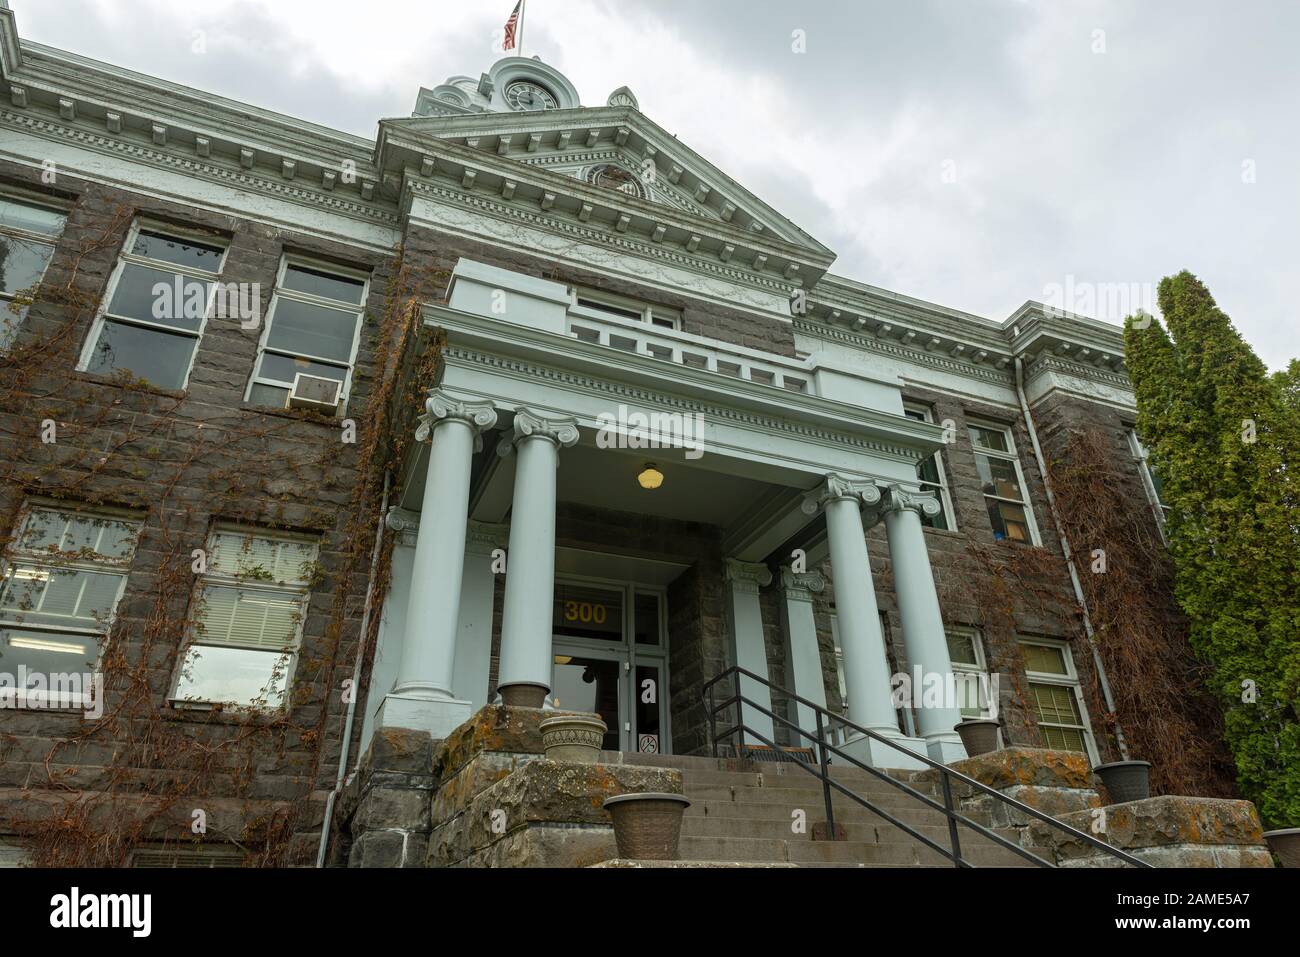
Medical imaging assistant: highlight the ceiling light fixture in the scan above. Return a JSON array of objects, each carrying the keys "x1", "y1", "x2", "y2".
[{"x1": 637, "y1": 463, "x2": 664, "y2": 490}]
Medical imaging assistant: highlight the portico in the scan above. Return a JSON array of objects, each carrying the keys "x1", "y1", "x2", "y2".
[{"x1": 364, "y1": 258, "x2": 966, "y2": 767}]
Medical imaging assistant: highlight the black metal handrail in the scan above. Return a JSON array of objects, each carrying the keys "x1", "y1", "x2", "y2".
[{"x1": 702, "y1": 665, "x2": 1150, "y2": 868}]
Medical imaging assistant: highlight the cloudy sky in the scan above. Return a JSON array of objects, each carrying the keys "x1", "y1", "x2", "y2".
[{"x1": 13, "y1": 0, "x2": 1297, "y2": 369}]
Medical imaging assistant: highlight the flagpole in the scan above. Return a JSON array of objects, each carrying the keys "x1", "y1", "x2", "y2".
[{"x1": 518, "y1": 0, "x2": 527, "y2": 57}]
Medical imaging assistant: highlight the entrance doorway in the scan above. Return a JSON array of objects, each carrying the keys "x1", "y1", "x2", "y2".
[{"x1": 550, "y1": 577, "x2": 670, "y2": 754}]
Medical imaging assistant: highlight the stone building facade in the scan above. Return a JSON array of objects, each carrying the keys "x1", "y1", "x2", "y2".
[{"x1": 0, "y1": 1, "x2": 1231, "y2": 867}]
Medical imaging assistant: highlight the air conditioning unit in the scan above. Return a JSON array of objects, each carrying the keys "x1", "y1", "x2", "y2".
[{"x1": 287, "y1": 373, "x2": 342, "y2": 413}]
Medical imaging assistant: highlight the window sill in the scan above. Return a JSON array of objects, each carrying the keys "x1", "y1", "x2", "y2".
[
  {"x1": 73, "y1": 369, "x2": 186, "y2": 400},
  {"x1": 0, "y1": 695, "x2": 92, "y2": 715},
  {"x1": 164, "y1": 699, "x2": 288, "y2": 726},
  {"x1": 240, "y1": 402, "x2": 345, "y2": 426}
]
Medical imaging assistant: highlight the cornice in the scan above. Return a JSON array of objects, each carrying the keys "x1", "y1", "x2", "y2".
[
  {"x1": 439, "y1": 321, "x2": 935, "y2": 468},
  {"x1": 0, "y1": 108, "x2": 401, "y2": 231},
  {"x1": 795, "y1": 318, "x2": 1016, "y2": 388},
  {"x1": 445, "y1": 343, "x2": 927, "y2": 465},
  {"x1": 10, "y1": 38, "x2": 373, "y2": 161},
  {"x1": 406, "y1": 179, "x2": 796, "y2": 315},
  {"x1": 1024, "y1": 352, "x2": 1132, "y2": 392}
]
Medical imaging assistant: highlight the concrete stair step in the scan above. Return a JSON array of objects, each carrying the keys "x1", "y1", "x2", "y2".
[
  {"x1": 681, "y1": 784, "x2": 943, "y2": 809},
  {"x1": 684, "y1": 799, "x2": 995, "y2": 828},
  {"x1": 680, "y1": 816, "x2": 877, "y2": 841},
  {"x1": 679, "y1": 768, "x2": 933, "y2": 793},
  {"x1": 677, "y1": 836, "x2": 926, "y2": 866},
  {"x1": 678, "y1": 816, "x2": 1024, "y2": 849}
]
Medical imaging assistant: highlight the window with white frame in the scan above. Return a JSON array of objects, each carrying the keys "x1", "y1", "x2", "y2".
[
  {"x1": 1127, "y1": 429, "x2": 1171, "y2": 531},
  {"x1": 0, "y1": 192, "x2": 68, "y2": 350},
  {"x1": 945, "y1": 627, "x2": 992, "y2": 720},
  {"x1": 1019, "y1": 637, "x2": 1098, "y2": 761},
  {"x1": 903, "y1": 404, "x2": 956, "y2": 531},
  {"x1": 246, "y1": 257, "x2": 369, "y2": 411},
  {"x1": 968, "y1": 421, "x2": 1039, "y2": 544},
  {"x1": 570, "y1": 286, "x2": 681, "y2": 330},
  {"x1": 173, "y1": 529, "x2": 319, "y2": 709},
  {"x1": 79, "y1": 223, "x2": 227, "y2": 390},
  {"x1": 0, "y1": 505, "x2": 142, "y2": 700}
]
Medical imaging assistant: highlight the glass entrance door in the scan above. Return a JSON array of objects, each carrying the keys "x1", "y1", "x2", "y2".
[
  {"x1": 550, "y1": 577, "x2": 670, "y2": 754},
  {"x1": 551, "y1": 652, "x2": 623, "y2": 752}
]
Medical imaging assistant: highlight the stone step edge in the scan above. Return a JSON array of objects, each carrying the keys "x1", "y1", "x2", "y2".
[{"x1": 590, "y1": 859, "x2": 800, "y2": 868}]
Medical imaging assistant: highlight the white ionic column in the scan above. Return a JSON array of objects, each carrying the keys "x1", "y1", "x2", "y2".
[
  {"x1": 778, "y1": 567, "x2": 828, "y2": 744},
  {"x1": 803, "y1": 475, "x2": 928, "y2": 769},
  {"x1": 723, "y1": 558, "x2": 776, "y2": 745},
  {"x1": 497, "y1": 409, "x2": 579, "y2": 708},
  {"x1": 882, "y1": 485, "x2": 967, "y2": 763},
  {"x1": 378, "y1": 390, "x2": 497, "y2": 738},
  {"x1": 453, "y1": 521, "x2": 508, "y2": 714}
]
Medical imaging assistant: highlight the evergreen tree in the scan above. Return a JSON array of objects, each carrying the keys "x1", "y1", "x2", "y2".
[{"x1": 1124, "y1": 272, "x2": 1300, "y2": 827}]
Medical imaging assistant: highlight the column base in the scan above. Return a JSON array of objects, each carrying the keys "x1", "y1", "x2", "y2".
[
  {"x1": 498, "y1": 683, "x2": 548, "y2": 709},
  {"x1": 923, "y1": 733, "x2": 969, "y2": 764},
  {"x1": 376, "y1": 691, "x2": 473, "y2": 740},
  {"x1": 839, "y1": 730, "x2": 931, "y2": 771}
]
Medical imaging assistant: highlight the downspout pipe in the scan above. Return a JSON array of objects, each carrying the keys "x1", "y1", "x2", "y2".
[
  {"x1": 1013, "y1": 355, "x2": 1130, "y2": 760},
  {"x1": 316, "y1": 470, "x2": 391, "y2": 868}
]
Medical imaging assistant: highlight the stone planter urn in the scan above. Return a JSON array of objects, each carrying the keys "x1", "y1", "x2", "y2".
[
  {"x1": 538, "y1": 712, "x2": 607, "y2": 763},
  {"x1": 954, "y1": 719, "x2": 1001, "y2": 756},
  {"x1": 602, "y1": 792, "x2": 691, "y2": 861},
  {"x1": 1263, "y1": 828, "x2": 1300, "y2": 868},
  {"x1": 1094, "y1": 760, "x2": 1152, "y2": 804}
]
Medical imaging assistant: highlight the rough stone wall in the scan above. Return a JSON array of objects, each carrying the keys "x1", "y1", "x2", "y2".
[{"x1": 0, "y1": 166, "x2": 407, "y2": 862}]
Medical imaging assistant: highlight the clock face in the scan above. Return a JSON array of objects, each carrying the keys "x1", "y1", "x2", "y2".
[{"x1": 504, "y1": 80, "x2": 559, "y2": 112}]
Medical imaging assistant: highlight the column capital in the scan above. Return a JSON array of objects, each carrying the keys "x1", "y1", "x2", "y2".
[
  {"x1": 723, "y1": 557, "x2": 773, "y2": 595},
  {"x1": 416, "y1": 389, "x2": 499, "y2": 443},
  {"x1": 883, "y1": 484, "x2": 943, "y2": 520},
  {"x1": 800, "y1": 473, "x2": 883, "y2": 516},
  {"x1": 385, "y1": 506, "x2": 421, "y2": 546},
  {"x1": 501, "y1": 408, "x2": 580, "y2": 452},
  {"x1": 779, "y1": 566, "x2": 826, "y2": 601}
]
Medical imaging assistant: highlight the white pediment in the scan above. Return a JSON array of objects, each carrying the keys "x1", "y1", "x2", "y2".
[{"x1": 386, "y1": 106, "x2": 832, "y2": 261}]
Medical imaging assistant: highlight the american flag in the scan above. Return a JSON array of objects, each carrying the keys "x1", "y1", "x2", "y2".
[{"x1": 503, "y1": 1, "x2": 523, "y2": 51}]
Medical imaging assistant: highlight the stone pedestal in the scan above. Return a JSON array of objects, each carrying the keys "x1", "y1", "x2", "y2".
[
  {"x1": 337, "y1": 727, "x2": 438, "y2": 868},
  {"x1": 913, "y1": 747, "x2": 1275, "y2": 868},
  {"x1": 1034, "y1": 796, "x2": 1275, "y2": 868}
]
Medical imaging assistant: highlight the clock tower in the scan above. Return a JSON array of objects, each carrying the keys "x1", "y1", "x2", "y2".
[{"x1": 413, "y1": 55, "x2": 582, "y2": 117}]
